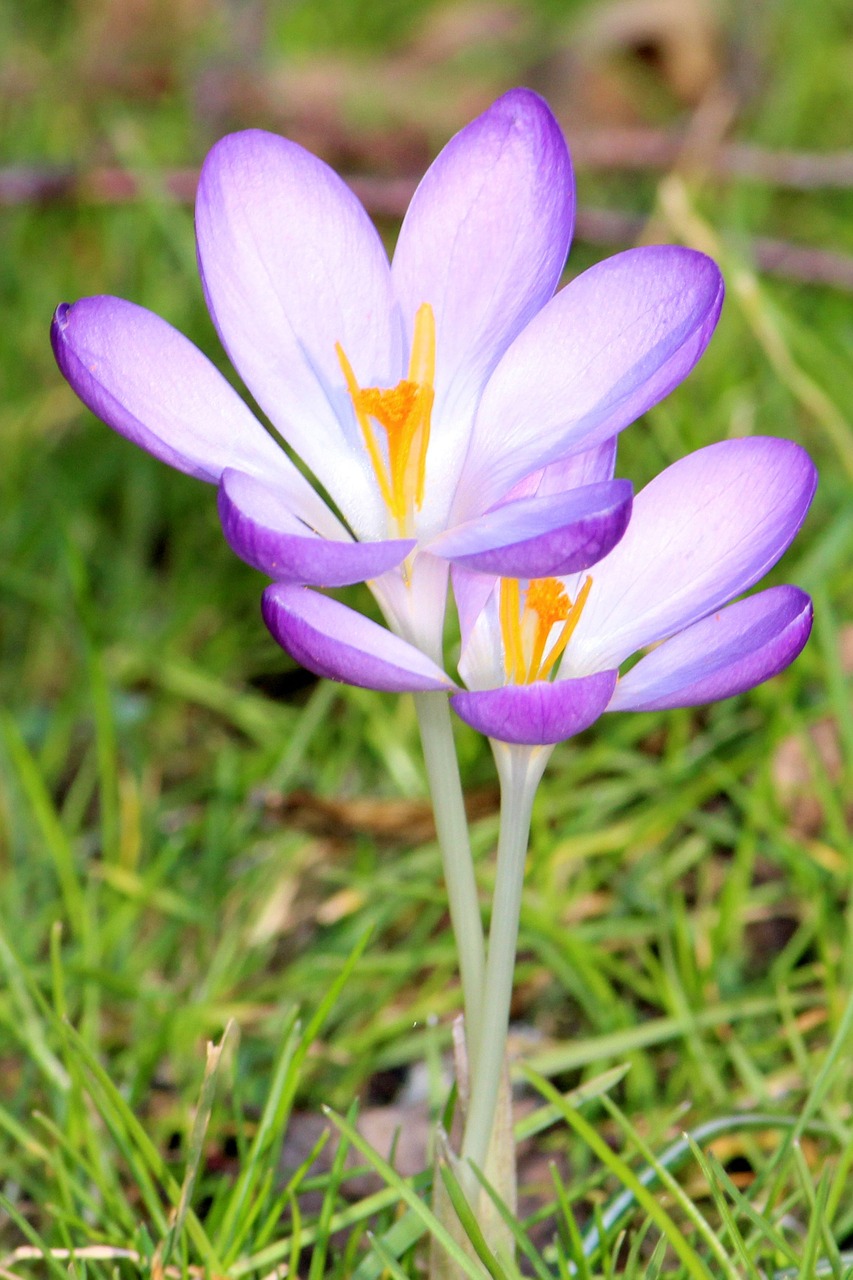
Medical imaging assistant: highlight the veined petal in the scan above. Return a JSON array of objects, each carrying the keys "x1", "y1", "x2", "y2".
[
  {"x1": 564, "y1": 437, "x2": 817, "y2": 672},
  {"x1": 392, "y1": 88, "x2": 573, "y2": 520},
  {"x1": 218, "y1": 469, "x2": 414, "y2": 586},
  {"x1": 452, "y1": 669, "x2": 616, "y2": 745},
  {"x1": 262, "y1": 584, "x2": 455, "y2": 693},
  {"x1": 609, "y1": 586, "x2": 813, "y2": 711},
  {"x1": 196, "y1": 129, "x2": 399, "y2": 535},
  {"x1": 458, "y1": 246, "x2": 724, "y2": 513},
  {"x1": 428, "y1": 479, "x2": 632, "y2": 577},
  {"x1": 51, "y1": 297, "x2": 338, "y2": 534}
]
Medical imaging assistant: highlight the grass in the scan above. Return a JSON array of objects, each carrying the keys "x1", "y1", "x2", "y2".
[{"x1": 2, "y1": 0, "x2": 853, "y2": 1273}]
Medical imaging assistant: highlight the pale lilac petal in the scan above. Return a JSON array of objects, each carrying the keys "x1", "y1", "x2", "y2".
[
  {"x1": 218, "y1": 469, "x2": 414, "y2": 586},
  {"x1": 262, "y1": 584, "x2": 455, "y2": 693},
  {"x1": 564, "y1": 438, "x2": 817, "y2": 673},
  {"x1": 428, "y1": 480, "x2": 632, "y2": 577},
  {"x1": 451, "y1": 670, "x2": 617, "y2": 745},
  {"x1": 501, "y1": 439, "x2": 619, "y2": 504},
  {"x1": 51, "y1": 298, "x2": 336, "y2": 532},
  {"x1": 458, "y1": 247, "x2": 724, "y2": 513},
  {"x1": 196, "y1": 130, "x2": 399, "y2": 535},
  {"x1": 453, "y1": 568, "x2": 502, "y2": 674},
  {"x1": 393, "y1": 89, "x2": 573, "y2": 521},
  {"x1": 609, "y1": 586, "x2": 812, "y2": 712}
]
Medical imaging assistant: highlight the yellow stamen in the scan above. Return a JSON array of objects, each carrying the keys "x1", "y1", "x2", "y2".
[
  {"x1": 336, "y1": 303, "x2": 436, "y2": 534},
  {"x1": 500, "y1": 578, "x2": 524, "y2": 683},
  {"x1": 538, "y1": 575, "x2": 593, "y2": 680},
  {"x1": 499, "y1": 575, "x2": 593, "y2": 684}
]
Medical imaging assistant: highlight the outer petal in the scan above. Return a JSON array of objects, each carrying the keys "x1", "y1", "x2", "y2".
[
  {"x1": 51, "y1": 297, "x2": 339, "y2": 534},
  {"x1": 262, "y1": 584, "x2": 455, "y2": 693},
  {"x1": 196, "y1": 129, "x2": 399, "y2": 535},
  {"x1": 457, "y1": 247, "x2": 724, "y2": 513},
  {"x1": 452, "y1": 670, "x2": 617, "y2": 745},
  {"x1": 218, "y1": 469, "x2": 413, "y2": 586},
  {"x1": 563, "y1": 438, "x2": 817, "y2": 673},
  {"x1": 428, "y1": 479, "x2": 632, "y2": 577},
  {"x1": 609, "y1": 586, "x2": 812, "y2": 712},
  {"x1": 392, "y1": 89, "x2": 573, "y2": 523}
]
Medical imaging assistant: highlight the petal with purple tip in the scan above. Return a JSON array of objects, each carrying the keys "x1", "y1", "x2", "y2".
[
  {"x1": 393, "y1": 89, "x2": 573, "y2": 425},
  {"x1": 219, "y1": 469, "x2": 414, "y2": 586},
  {"x1": 609, "y1": 586, "x2": 813, "y2": 712},
  {"x1": 564, "y1": 438, "x2": 817, "y2": 673},
  {"x1": 262, "y1": 584, "x2": 455, "y2": 693},
  {"x1": 429, "y1": 480, "x2": 632, "y2": 577},
  {"x1": 451, "y1": 669, "x2": 616, "y2": 745},
  {"x1": 459, "y1": 246, "x2": 724, "y2": 513},
  {"x1": 51, "y1": 297, "x2": 340, "y2": 536}
]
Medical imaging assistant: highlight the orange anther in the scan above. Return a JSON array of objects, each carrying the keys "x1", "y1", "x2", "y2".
[
  {"x1": 500, "y1": 574, "x2": 592, "y2": 684},
  {"x1": 337, "y1": 303, "x2": 435, "y2": 536}
]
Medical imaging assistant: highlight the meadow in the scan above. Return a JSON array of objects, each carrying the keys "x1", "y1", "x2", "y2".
[{"x1": 2, "y1": 0, "x2": 853, "y2": 1274}]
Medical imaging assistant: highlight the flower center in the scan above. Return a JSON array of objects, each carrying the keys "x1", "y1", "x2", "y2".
[
  {"x1": 336, "y1": 303, "x2": 436, "y2": 536},
  {"x1": 499, "y1": 575, "x2": 592, "y2": 684}
]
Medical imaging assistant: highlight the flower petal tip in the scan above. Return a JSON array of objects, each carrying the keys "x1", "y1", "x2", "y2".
[
  {"x1": 218, "y1": 469, "x2": 414, "y2": 586},
  {"x1": 262, "y1": 583, "x2": 456, "y2": 694},
  {"x1": 451, "y1": 669, "x2": 617, "y2": 745}
]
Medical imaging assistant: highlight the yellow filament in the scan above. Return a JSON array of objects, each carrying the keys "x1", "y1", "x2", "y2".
[
  {"x1": 336, "y1": 303, "x2": 435, "y2": 533},
  {"x1": 500, "y1": 575, "x2": 593, "y2": 684},
  {"x1": 500, "y1": 578, "x2": 524, "y2": 683}
]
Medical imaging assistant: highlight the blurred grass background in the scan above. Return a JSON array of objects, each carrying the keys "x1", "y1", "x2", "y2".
[{"x1": 2, "y1": 0, "x2": 853, "y2": 1273}]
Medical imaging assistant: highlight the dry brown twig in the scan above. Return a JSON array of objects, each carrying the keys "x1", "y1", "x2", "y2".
[{"x1": 3, "y1": 158, "x2": 851, "y2": 293}]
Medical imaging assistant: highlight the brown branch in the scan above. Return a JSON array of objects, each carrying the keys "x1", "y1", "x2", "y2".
[
  {"x1": 567, "y1": 128, "x2": 853, "y2": 189},
  {"x1": 573, "y1": 206, "x2": 853, "y2": 293},
  {"x1": 5, "y1": 165, "x2": 853, "y2": 292}
]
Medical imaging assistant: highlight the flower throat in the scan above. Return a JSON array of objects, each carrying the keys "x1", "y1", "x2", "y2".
[
  {"x1": 500, "y1": 575, "x2": 592, "y2": 684},
  {"x1": 337, "y1": 303, "x2": 435, "y2": 537}
]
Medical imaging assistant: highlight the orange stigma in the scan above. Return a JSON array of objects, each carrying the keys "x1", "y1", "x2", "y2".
[
  {"x1": 500, "y1": 575, "x2": 592, "y2": 684},
  {"x1": 336, "y1": 303, "x2": 435, "y2": 535}
]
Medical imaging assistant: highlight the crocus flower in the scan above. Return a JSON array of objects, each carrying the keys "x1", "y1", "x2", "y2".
[
  {"x1": 52, "y1": 89, "x2": 723, "y2": 676},
  {"x1": 263, "y1": 435, "x2": 815, "y2": 732},
  {"x1": 449, "y1": 435, "x2": 816, "y2": 745}
]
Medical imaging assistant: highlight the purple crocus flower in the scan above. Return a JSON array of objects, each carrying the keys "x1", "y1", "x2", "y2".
[
  {"x1": 450, "y1": 435, "x2": 816, "y2": 744},
  {"x1": 52, "y1": 89, "x2": 723, "y2": 671},
  {"x1": 262, "y1": 436, "x2": 815, "y2": 737}
]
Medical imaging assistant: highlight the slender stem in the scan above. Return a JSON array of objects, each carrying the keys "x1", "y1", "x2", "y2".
[
  {"x1": 460, "y1": 743, "x2": 549, "y2": 1175},
  {"x1": 413, "y1": 691, "x2": 486, "y2": 1063}
]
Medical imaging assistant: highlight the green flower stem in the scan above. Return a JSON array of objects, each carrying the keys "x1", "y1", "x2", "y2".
[
  {"x1": 414, "y1": 691, "x2": 486, "y2": 1065},
  {"x1": 460, "y1": 742, "x2": 550, "y2": 1177}
]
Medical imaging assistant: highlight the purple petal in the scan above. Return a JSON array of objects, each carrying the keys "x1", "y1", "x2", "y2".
[
  {"x1": 51, "y1": 298, "x2": 338, "y2": 532},
  {"x1": 196, "y1": 130, "x2": 399, "y2": 535},
  {"x1": 565, "y1": 438, "x2": 817, "y2": 672},
  {"x1": 392, "y1": 88, "x2": 573, "y2": 504},
  {"x1": 428, "y1": 480, "x2": 632, "y2": 577},
  {"x1": 609, "y1": 586, "x2": 813, "y2": 712},
  {"x1": 458, "y1": 246, "x2": 724, "y2": 513},
  {"x1": 218, "y1": 469, "x2": 414, "y2": 586},
  {"x1": 451, "y1": 669, "x2": 617, "y2": 745},
  {"x1": 262, "y1": 584, "x2": 455, "y2": 693}
]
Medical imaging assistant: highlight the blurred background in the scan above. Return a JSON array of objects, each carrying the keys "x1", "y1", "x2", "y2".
[{"x1": 2, "y1": 0, "x2": 853, "y2": 1263}]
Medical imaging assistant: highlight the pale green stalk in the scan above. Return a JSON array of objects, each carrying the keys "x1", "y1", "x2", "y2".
[
  {"x1": 460, "y1": 742, "x2": 550, "y2": 1175},
  {"x1": 414, "y1": 691, "x2": 486, "y2": 1064}
]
